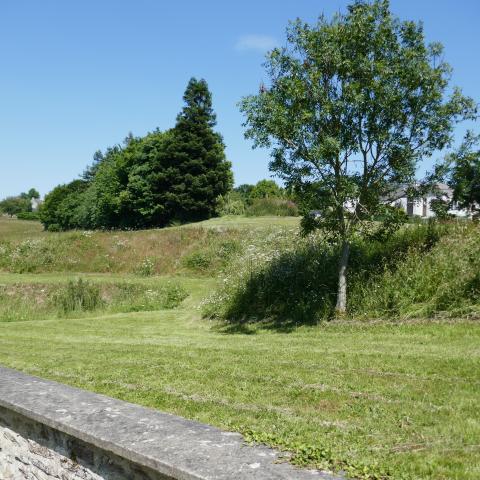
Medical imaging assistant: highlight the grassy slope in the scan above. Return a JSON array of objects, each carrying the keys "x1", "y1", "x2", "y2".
[
  {"x1": 0, "y1": 217, "x2": 43, "y2": 240},
  {"x1": 0, "y1": 217, "x2": 479, "y2": 479},
  {"x1": 0, "y1": 216, "x2": 299, "y2": 275}
]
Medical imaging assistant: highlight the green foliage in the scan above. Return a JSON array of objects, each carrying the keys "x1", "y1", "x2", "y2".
[
  {"x1": 447, "y1": 131, "x2": 480, "y2": 213},
  {"x1": 0, "y1": 188, "x2": 40, "y2": 217},
  {"x1": 245, "y1": 198, "x2": 298, "y2": 217},
  {"x1": 239, "y1": 0, "x2": 476, "y2": 311},
  {"x1": 249, "y1": 179, "x2": 284, "y2": 201},
  {"x1": 233, "y1": 184, "x2": 254, "y2": 203},
  {"x1": 181, "y1": 237, "x2": 241, "y2": 274},
  {"x1": 216, "y1": 192, "x2": 245, "y2": 216},
  {"x1": 204, "y1": 222, "x2": 479, "y2": 327},
  {"x1": 218, "y1": 180, "x2": 297, "y2": 217},
  {"x1": 40, "y1": 78, "x2": 232, "y2": 231},
  {"x1": 182, "y1": 251, "x2": 213, "y2": 272},
  {"x1": 53, "y1": 278, "x2": 103, "y2": 313},
  {"x1": 152, "y1": 78, "x2": 233, "y2": 224},
  {"x1": 0, "y1": 239, "x2": 57, "y2": 273},
  {"x1": 429, "y1": 198, "x2": 451, "y2": 220},
  {"x1": 350, "y1": 223, "x2": 480, "y2": 319},
  {"x1": 40, "y1": 180, "x2": 88, "y2": 231},
  {"x1": 15, "y1": 211, "x2": 40, "y2": 221},
  {"x1": 0, "y1": 196, "x2": 31, "y2": 216},
  {"x1": 0, "y1": 279, "x2": 189, "y2": 322},
  {"x1": 111, "y1": 282, "x2": 188, "y2": 311},
  {"x1": 26, "y1": 188, "x2": 40, "y2": 199}
]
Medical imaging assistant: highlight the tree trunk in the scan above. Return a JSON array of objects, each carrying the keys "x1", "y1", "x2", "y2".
[{"x1": 335, "y1": 240, "x2": 350, "y2": 317}]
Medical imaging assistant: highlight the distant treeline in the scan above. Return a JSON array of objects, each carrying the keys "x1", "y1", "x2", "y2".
[
  {"x1": 0, "y1": 189, "x2": 40, "y2": 219},
  {"x1": 40, "y1": 78, "x2": 233, "y2": 231},
  {"x1": 217, "y1": 180, "x2": 298, "y2": 217}
]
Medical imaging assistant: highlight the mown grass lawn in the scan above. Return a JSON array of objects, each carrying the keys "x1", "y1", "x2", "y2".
[
  {"x1": 1, "y1": 217, "x2": 479, "y2": 479},
  {"x1": 1, "y1": 294, "x2": 478, "y2": 479}
]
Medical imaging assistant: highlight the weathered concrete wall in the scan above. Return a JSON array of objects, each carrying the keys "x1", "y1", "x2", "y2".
[{"x1": 0, "y1": 366, "x2": 341, "y2": 480}]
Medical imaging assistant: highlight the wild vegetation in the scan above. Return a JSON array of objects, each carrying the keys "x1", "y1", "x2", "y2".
[
  {"x1": 203, "y1": 220, "x2": 480, "y2": 326},
  {"x1": 240, "y1": 0, "x2": 476, "y2": 314},
  {"x1": 0, "y1": 217, "x2": 479, "y2": 480},
  {"x1": 1, "y1": 1, "x2": 479, "y2": 479},
  {"x1": 0, "y1": 188, "x2": 40, "y2": 218}
]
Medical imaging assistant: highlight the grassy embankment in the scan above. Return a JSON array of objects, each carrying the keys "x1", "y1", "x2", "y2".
[{"x1": 0, "y1": 216, "x2": 479, "y2": 479}]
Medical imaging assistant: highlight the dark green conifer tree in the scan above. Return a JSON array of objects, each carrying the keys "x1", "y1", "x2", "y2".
[{"x1": 156, "y1": 78, "x2": 233, "y2": 223}]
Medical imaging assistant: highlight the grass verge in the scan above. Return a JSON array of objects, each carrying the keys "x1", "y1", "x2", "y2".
[{"x1": 0, "y1": 307, "x2": 479, "y2": 479}]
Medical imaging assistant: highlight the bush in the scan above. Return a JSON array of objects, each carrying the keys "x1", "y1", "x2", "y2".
[
  {"x1": 216, "y1": 193, "x2": 245, "y2": 216},
  {"x1": 182, "y1": 251, "x2": 212, "y2": 272},
  {"x1": 16, "y1": 211, "x2": 40, "y2": 221},
  {"x1": 245, "y1": 198, "x2": 298, "y2": 217},
  {"x1": 53, "y1": 279, "x2": 103, "y2": 314}
]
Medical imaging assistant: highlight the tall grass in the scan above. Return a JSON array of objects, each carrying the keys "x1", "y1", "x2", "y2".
[
  {"x1": 245, "y1": 198, "x2": 298, "y2": 217},
  {"x1": 0, "y1": 279, "x2": 189, "y2": 322},
  {"x1": 350, "y1": 223, "x2": 480, "y2": 319},
  {"x1": 203, "y1": 222, "x2": 480, "y2": 327},
  {"x1": 0, "y1": 227, "x2": 243, "y2": 275},
  {"x1": 53, "y1": 279, "x2": 103, "y2": 313}
]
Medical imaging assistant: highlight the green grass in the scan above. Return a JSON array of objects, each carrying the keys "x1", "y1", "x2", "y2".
[
  {"x1": 0, "y1": 216, "x2": 479, "y2": 479},
  {"x1": 0, "y1": 216, "x2": 44, "y2": 240},
  {"x1": 1, "y1": 308, "x2": 478, "y2": 479},
  {"x1": 191, "y1": 215, "x2": 300, "y2": 228}
]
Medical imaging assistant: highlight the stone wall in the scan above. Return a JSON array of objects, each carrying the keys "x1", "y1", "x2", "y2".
[
  {"x1": 0, "y1": 421, "x2": 102, "y2": 480},
  {"x1": 0, "y1": 406, "x2": 165, "y2": 480},
  {"x1": 0, "y1": 366, "x2": 340, "y2": 480}
]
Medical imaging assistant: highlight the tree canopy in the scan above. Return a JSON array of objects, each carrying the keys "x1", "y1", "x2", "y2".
[
  {"x1": 40, "y1": 78, "x2": 232, "y2": 231},
  {"x1": 447, "y1": 131, "x2": 480, "y2": 214},
  {"x1": 0, "y1": 187, "x2": 40, "y2": 216},
  {"x1": 239, "y1": 0, "x2": 476, "y2": 313}
]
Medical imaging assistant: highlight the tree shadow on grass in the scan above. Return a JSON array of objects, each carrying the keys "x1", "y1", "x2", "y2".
[{"x1": 215, "y1": 225, "x2": 440, "y2": 333}]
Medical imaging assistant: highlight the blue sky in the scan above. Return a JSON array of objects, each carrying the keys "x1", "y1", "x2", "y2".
[{"x1": 0, "y1": 0, "x2": 478, "y2": 198}]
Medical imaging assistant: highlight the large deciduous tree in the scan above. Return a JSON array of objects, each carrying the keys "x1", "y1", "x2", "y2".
[{"x1": 239, "y1": 0, "x2": 476, "y2": 314}]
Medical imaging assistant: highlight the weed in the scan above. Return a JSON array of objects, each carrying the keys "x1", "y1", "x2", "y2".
[
  {"x1": 182, "y1": 251, "x2": 212, "y2": 272},
  {"x1": 137, "y1": 257, "x2": 156, "y2": 276},
  {"x1": 53, "y1": 279, "x2": 103, "y2": 314}
]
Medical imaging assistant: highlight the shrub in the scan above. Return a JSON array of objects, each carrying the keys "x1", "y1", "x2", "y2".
[
  {"x1": 16, "y1": 211, "x2": 40, "y2": 221},
  {"x1": 53, "y1": 279, "x2": 103, "y2": 313},
  {"x1": 182, "y1": 251, "x2": 212, "y2": 272},
  {"x1": 216, "y1": 193, "x2": 245, "y2": 216},
  {"x1": 245, "y1": 198, "x2": 298, "y2": 217}
]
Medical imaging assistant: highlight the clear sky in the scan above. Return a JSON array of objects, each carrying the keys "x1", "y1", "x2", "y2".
[{"x1": 0, "y1": 0, "x2": 478, "y2": 198}]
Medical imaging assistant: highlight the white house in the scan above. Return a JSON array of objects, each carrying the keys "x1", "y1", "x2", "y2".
[
  {"x1": 310, "y1": 183, "x2": 474, "y2": 220},
  {"x1": 30, "y1": 197, "x2": 42, "y2": 211},
  {"x1": 387, "y1": 183, "x2": 471, "y2": 218}
]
